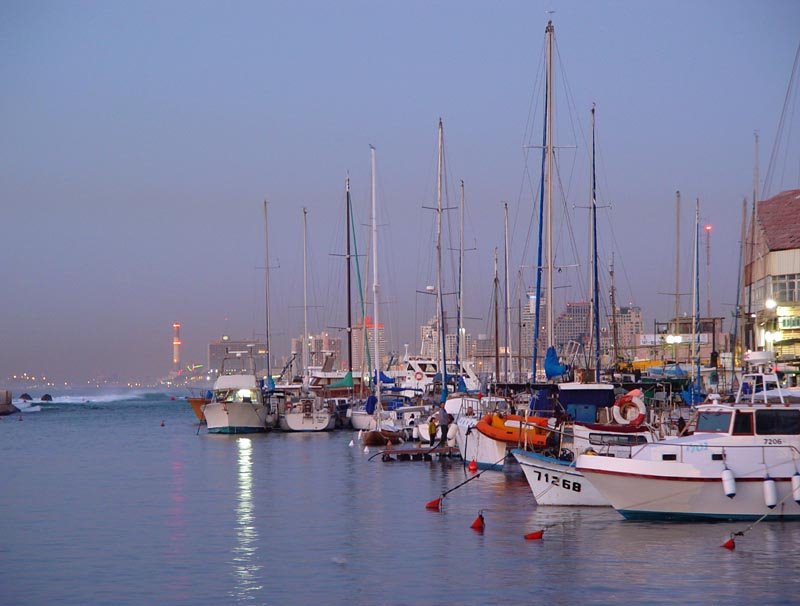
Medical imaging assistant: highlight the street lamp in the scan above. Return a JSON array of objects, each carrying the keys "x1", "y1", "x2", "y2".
[{"x1": 765, "y1": 298, "x2": 777, "y2": 310}]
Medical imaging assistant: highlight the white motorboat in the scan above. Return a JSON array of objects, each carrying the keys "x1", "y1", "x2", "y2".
[
  {"x1": 577, "y1": 373, "x2": 800, "y2": 520},
  {"x1": 203, "y1": 354, "x2": 272, "y2": 434}
]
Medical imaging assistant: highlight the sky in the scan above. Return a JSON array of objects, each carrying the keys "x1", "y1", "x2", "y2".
[{"x1": 1, "y1": 1, "x2": 799, "y2": 382}]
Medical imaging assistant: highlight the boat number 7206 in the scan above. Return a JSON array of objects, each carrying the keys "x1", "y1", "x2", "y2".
[
  {"x1": 532, "y1": 470, "x2": 581, "y2": 492},
  {"x1": 764, "y1": 438, "x2": 783, "y2": 445}
]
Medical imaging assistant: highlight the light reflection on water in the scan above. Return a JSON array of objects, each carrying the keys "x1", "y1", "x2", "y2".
[
  {"x1": 232, "y1": 437, "x2": 261, "y2": 601},
  {"x1": 1, "y1": 394, "x2": 799, "y2": 606}
]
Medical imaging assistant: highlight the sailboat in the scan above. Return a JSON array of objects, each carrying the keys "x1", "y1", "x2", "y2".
[
  {"x1": 512, "y1": 37, "x2": 656, "y2": 503},
  {"x1": 279, "y1": 208, "x2": 336, "y2": 432},
  {"x1": 361, "y1": 146, "x2": 408, "y2": 447}
]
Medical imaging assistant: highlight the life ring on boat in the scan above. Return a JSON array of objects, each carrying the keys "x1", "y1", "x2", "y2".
[
  {"x1": 612, "y1": 390, "x2": 646, "y2": 426},
  {"x1": 414, "y1": 371, "x2": 424, "y2": 381}
]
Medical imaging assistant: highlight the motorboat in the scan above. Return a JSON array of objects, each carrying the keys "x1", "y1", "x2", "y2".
[
  {"x1": 203, "y1": 354, "x2": 274, "y2": 434},
  {"x1": 576, "y1": 373, "x2": 800, "y2": 520}
]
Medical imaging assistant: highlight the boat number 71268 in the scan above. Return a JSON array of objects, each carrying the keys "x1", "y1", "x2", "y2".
[{"x1": 532, "y1": 470, "x2": 581, "y2": 492}]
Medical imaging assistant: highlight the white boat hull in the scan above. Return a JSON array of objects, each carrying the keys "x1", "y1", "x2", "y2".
[
  {"x1": 513, "y1": 450, "x2": 608, "y2": 506},
  {"x1": 279, "y1": 410, "x2": 335, "y2": 432},
  {"x1": 577, "y1": 452, "x2": 800, "y2": 521},
  {"x1": 204, "y1": 402, "x2": 269, "y2": 434},
  {"x1": 350, "y1": 410, "x2": 377, "y2": 431},
  {"x1": 455, "y1": 417, "x2": 507, "y2": 470}
]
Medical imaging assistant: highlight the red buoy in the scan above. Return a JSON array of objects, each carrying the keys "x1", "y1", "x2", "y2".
[
  {"x1": 524, "y1": 530, "x2": 544, "y2": 540},
  {"x1": 722, "y1": 537, "x2": 736, "y2": 550},
  {"x1": 468, "y1": 460, "x2": 478, "y2": 473},
  {"x1": 470, "y1": 512, "x2": 485, "y2": 532},
  {"x1": 161, "y1": 420, "x2": 165, "y2": 427},
  {"x1": 426, "y1": 498, "x2": 442, "y2": 511}
]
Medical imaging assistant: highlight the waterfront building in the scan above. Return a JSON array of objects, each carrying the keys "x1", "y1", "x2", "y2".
[
  {"x1": 554, "y1": 301, "x2": 591, "y2": 354},
  {"x1": 744, "y1": 189, "x2": 800, "y2": 361},
  {"x1": 351, "y1": 316, "x2": 387, "y2": 376}
]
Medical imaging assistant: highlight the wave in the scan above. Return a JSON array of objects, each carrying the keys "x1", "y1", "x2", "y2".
[{"x1": 12, "y1": 390, "x2": 181, "y2": 405}]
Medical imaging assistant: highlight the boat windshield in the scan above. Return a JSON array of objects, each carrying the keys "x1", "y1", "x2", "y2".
[
  {"x1": 695, "y1": 410, "x2": 732, "y2": 433},
  {"x1": 215, "y1": 388, "x2": 259, "y2": 403}
]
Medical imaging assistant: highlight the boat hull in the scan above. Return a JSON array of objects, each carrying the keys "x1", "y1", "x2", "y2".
[
  {"x1": 279, "y1": 411, "x2": 335, "y2": 432},
  {"x1": 577, "y1": 454, "x2": 800, "y2": 521},
  {"x1": 513, "y1": 450, "x2": 609, "y2": 506},
  {"x1": 204, "y1": 402, "x2": 269, "y2": 433},
  {"x1": 455, "y1": 418, "x2": 507, "y2": 471}
]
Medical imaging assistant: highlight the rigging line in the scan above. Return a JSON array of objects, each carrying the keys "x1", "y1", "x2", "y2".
[
  {"x1": 522, "y1": 35, "x2": 548, "y2": 149},
  {"x1": 553, "y1": 157, "x2": 588, "y2": 302},
  {"x1": 763, "y1": 40, "x2": 800, "y2": 198},
  {"x1": 602, "y1": 210, "x2": 638, "y2": 306}
]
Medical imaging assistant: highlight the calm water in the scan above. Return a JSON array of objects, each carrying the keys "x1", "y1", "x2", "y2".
[{"x1": 2, "y1": 391, "x2": 799, "y2": 606}]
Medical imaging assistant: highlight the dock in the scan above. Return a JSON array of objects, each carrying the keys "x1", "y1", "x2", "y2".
[{"x1": 369, "y1": 445, "x2": 461, "y2": 462}]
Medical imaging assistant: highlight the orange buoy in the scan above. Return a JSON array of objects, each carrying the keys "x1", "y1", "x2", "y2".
[
  {"x1": 470, "y1": 512, "x2": 485, "y2": 531},
  {"x1": 524, "y1": 530, "x2": 544, "y2": 540},
  {"x1": 468, "y1": 460, "x2": 478, "y2": 473},
  {"x1": 426, "y1": 498, "x2": 442, "y2": 511}
]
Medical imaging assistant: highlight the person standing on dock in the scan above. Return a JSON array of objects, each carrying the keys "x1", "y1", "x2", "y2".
[
  {"x1": 428, "y1": 416, "x2": 437, "y2": 446},
  {"x1": 436, "y1": 403, "x2": 449, "y2": 449}
]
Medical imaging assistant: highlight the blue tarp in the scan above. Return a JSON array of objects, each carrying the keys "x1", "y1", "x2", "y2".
[
  {"x1": 544, "y1": 346, "x2": 569, "y2": 379},
  {"x1": 372, "y1": 370, "x2": 395, "y2": 384},
  {"x1": 365, "y1": 395, "x2": 377, "y2": 414},
  {"x1": 457, "y1": 376, "x2": 468, "y2": 393}
]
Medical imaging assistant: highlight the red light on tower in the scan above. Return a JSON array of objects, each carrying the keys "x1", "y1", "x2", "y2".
[
  {"x1": 704, "y1": 224, "x2": 712, "y2": 232},
  {"x1": 172, "y1": 322, "x2": 182, "y2": 369}
]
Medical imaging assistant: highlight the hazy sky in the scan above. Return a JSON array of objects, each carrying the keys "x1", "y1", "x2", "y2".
[{"x1": 2, "y1": 1, "x2": 799, "y2": 382}]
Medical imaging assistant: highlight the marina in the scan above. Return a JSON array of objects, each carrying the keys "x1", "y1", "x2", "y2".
[
  {"x1": 3, "y1": 3, "x2": 800, "y2": 605},
  {"x1": 3, "y1": 391, "x2": 800, "y2": 606}
]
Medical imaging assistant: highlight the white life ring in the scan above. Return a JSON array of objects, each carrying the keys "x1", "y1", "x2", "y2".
[
  {"x1": 612, "y1": 390, "x2": 646, "y2": 426},
  {"x1": 414, "y1": 371, "x2": 424, "y2": 381}
]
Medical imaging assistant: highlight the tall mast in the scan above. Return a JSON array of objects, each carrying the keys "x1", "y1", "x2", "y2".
[
  {"x1": 733, "y1": 197, "x2": 747, "y2": 370},
  {"x1": 345, "y1": 177, "x2": 353, "y2": 374},
  {"x1": 590, "y1": 105, "x2": 600, "y2": 382},
  {"x1": 674, "y1": 190, "x2": 681, "y2": 324},
  {"x1": 457, "y1": 180, "x2": 465, "y2": 372},
  {"x1": 545, "y1": 20, "x2": 555, "y2": 348},
  {"x1": 436, "y1": 118, "x2": 447, "y2": 399},
  {"x1": 746, "y1": 132, "x2": 759, "y2": 350},
  {"x1": 370, "y1": 145, "x2": 380, "y2": 405},
  {"x1": 493, "y1": 247, "x2": 500, "y2": 387},
  {"x1": 263, "y1": 199, "x2": 272, "y2": 380},
  {"x1": 692, "y1": 198, "x2": 700, "y2": 391},
  {"x1": 302, "y1": 207, "x2": 309, "y2": 388},
  {"x1": 705, "y1": 223, "x2": 712, "y2": 318},
  {"x1": 610, "y1": 253, "x2": 619, "y2": 366},
  {"x1": 503, "y1": 201, "x2": 511, "y2": 381}
]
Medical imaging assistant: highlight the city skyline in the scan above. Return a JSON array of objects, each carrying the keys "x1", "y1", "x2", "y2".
[{"x1": 2, "y1": 2, "x2": 799, "y2": 381}]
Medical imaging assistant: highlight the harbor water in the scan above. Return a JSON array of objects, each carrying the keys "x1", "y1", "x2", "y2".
[{"x1": 2, "y1": 391, "x2": 799, "y2": 606}]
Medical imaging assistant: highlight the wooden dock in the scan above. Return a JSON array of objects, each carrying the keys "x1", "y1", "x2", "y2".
[{"x1": 369, "y1": 445, "x2": 461, "y2": 462}]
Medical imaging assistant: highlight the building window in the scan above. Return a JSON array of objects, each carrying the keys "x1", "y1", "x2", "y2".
[{"x1": 771, "y1": 273, "x2": 800, "y2": 303}]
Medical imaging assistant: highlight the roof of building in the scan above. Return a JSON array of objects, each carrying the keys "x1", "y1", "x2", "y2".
[{"x1": 758, "y1": 189, "x2": 800, "y2": 252}]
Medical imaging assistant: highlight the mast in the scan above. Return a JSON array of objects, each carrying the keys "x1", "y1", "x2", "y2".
[
  {"x1": 436, "y1": 118, "x2": 448, "y2": 400},
  {"x1": 302, "y1": 207, "x2": 309, "y2": 389},
  {"x1": 746, "y1": 132, "x2": 758, "y2": 350},
  {"x1": 692, "y1": 198, "x2": 700, "y2": 393},
  {"x1": 503, "y1": 201, "x2": 511, "y2": 381},
  {"x1": 733, "y1": 197, "x2": 747, "y2": 370},
  {"x1": 674, "y1": 190, "x2": 681, "y2": 324},
  {"x1": 493, "y1": 248, "x2": 500, "y2": 388},
  {"x1": 545, "y1": 20, "x2": 555, "y2": 349},
  {"x1": 371, "y1": 145, "x2": 380, "y2": 406},
  {"x1": 610, "y1": 253, "x2": 619, "y2": 366},
  {"x1": 457, "y1": 180, "x2": 465, "y2": 373},
  {"x1": 590, "y1": 105, "x2": 600, "y2": 382},
  {"x1": 345, "y1": 177, "x2": 353, "y2": 375},
  {"x1": 263, "y1": 200, "x2": 272, "y2": 381}
]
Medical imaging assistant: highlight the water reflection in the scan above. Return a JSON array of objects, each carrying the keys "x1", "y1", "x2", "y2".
[{"x1": 231, "y1": 437, "x2": 262, "y2": 601}]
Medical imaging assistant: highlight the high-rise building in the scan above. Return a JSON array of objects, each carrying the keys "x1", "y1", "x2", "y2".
[
  {"x1": 554, "y1": 301, "x2": 591, "y2": 353},
  {"x1": 613, "y1": 306, "x2": 644, "y2": 361},
  {"x1": 351, "y1": 317, "x2": 387, "y2": 375}
]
